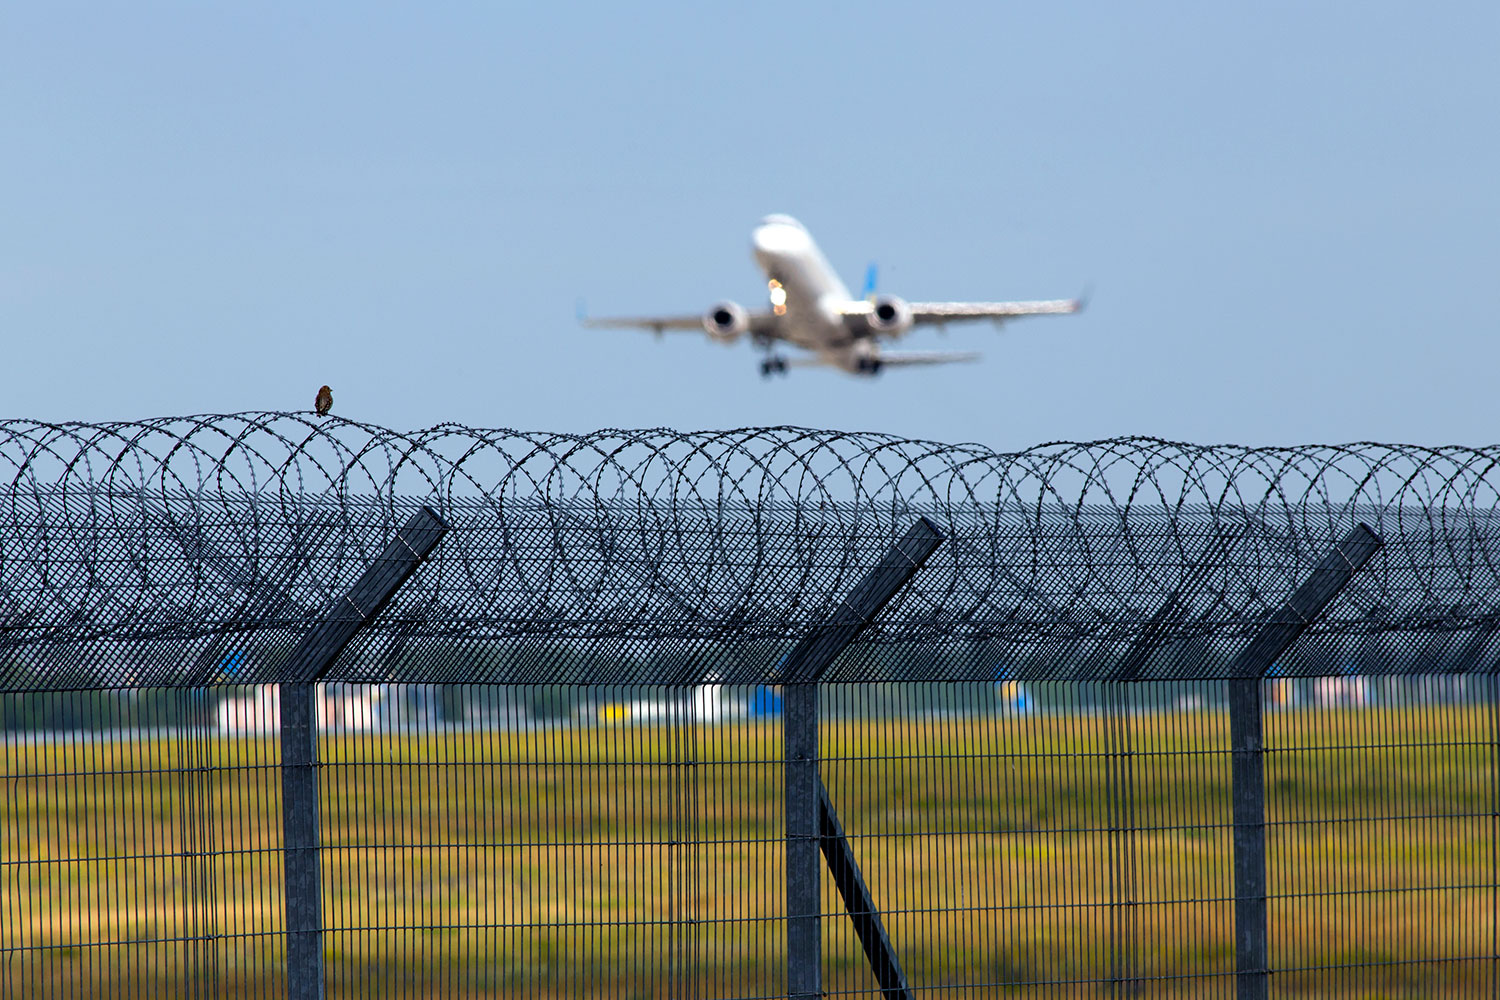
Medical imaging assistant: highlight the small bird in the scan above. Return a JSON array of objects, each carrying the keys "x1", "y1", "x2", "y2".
[{"x1": 314, "y1": 385, "x2": 333, "y2": 417}]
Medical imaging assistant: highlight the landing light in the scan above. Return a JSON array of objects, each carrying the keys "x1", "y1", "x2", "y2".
[{"x1": 768, "y1": 280, "x2": 787, "y2": 308}]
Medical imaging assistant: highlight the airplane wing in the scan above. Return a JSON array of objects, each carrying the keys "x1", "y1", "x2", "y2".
[
  {"x1": 581, "y1": 311, "x2": 778, "y2": 336},
  {"x1": 581, "y1": 314, "x2": 704, "y2": 333},
  {"x1": 906, "y1": 298, "x2": 1083, "y2": 325}
]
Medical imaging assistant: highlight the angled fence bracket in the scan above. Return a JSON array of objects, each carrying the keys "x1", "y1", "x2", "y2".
[
  {"x1": 778, "y1": 517, "x2": 944, "y2": 1000},
  {"x1": 279, "y1": 506, "x2": 448, "y2": 1000},
  {"x1": 1226, "y1": 522, "x2": 1382, "y2": 1000}
]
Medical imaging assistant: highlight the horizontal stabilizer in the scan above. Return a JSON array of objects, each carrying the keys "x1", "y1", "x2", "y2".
[
  {"x1": 908, "y1": 298, "x2": 1082, "y2": 322},
  {"x1": 874, "y1": 350, "x2": 982, "y2": 367}
]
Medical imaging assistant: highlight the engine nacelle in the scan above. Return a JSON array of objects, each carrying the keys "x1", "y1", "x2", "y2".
[
  {"x1": 867, "y1": 294, "x2": 913, "y2": 335},
  {"x1": 702, "y1": 300, "x2": 749, "y2": 343}
]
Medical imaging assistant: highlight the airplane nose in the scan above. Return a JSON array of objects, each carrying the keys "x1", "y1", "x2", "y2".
[{"x1": 752, "y1": 221, "x2": 807, "y2": 255}]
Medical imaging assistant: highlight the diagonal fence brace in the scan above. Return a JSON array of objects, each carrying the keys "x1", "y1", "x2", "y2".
[
  {"x1": 280, "y1": 505, "x2": 448, "y2": 1000},
  {"x1": 1226, "y1": 522, "x2": 1382, "y2": 1000},
  {"x1": 781, "y1": 517, "x2": 944, "y2": 1000},
  {"x1": 818, "y1": 778, "x2": 914, "y2": 1000}
]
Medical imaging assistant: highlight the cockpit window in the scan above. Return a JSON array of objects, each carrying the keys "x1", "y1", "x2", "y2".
[{"x1": 758, "y1": 214, "x2": 804, "y2": 229}]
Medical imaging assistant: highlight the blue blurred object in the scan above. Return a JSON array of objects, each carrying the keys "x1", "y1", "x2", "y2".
[
  {"x1": 217, "y1": 650, "x2": 249, "y2": 679},
  {"x1": 750, "y1": 686, "x2": 783, "y2": 718},
  {"x1": 996, "y1": 679, "x2": 1032, "y2": 715}
]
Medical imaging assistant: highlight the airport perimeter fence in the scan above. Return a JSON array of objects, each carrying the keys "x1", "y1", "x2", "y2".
[{"x1": 3, "y1": 414, "x2": 1500, "y2": 998}]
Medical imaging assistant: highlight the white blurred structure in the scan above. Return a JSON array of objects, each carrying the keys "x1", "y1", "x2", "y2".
[
  {"x1": 214, "y1": 684, "x2": 382, "y2": 733},
  {"x1": 598, "y1": 679, "x2": 749, "y2": 724},
  {"x1": 215, "y1": 684, "x2": 280, "y2": 733},
  {"x1": 1314, "y1": 675, "x2": 1371, "y2": 707}
]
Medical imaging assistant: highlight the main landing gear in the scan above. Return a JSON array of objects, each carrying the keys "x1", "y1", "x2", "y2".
[{"x1": 759, "y1": 356, "x2": 789, "y2": 378}]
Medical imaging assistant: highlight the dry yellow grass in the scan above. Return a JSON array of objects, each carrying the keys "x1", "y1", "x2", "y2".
[{"x1": 3, "y1": 702, "x2": 1495, "y2": 997}]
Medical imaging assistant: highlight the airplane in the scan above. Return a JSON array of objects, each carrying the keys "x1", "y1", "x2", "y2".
[{"x1": 582, "y1": 214, "x2": 1083, "y2": 377}]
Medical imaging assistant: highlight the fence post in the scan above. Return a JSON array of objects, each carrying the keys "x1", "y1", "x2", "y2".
[
  {"x1": 278, "y1": 506, "x2": 448, "y2": 1000},
  {"x1": 1489, "y1": 668, "x2": 1500, "y2": 996},
  {"x1": 777, "y1": 518, "x2": 944, "y2": 1000},
  {"x1": 280, "y1": 682, "x2": 323, "y2": 999},
  {"x1": 1224, "y1": 523, "x2": 1381, "y2": 1000},
  {"x1": 783, "y1": 681, "x2": 821, "y2": 1000}
]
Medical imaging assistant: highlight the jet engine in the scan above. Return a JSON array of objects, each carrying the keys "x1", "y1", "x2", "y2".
[
  {"x1": 702, "y1": 300, "x2": 749, "y2": 343},
  {"x1": 866, "y1": 294, "x2": 914, "y2": 335}
]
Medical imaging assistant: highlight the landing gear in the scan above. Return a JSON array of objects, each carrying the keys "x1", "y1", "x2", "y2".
[
  {"x1": 855, "y1": 356, "x2": 884, "y2": 376},
  {"x1": 759, "y1": 356, "x2": 789, "y2": 378}
]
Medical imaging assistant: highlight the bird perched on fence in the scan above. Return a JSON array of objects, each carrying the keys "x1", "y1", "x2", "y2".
[{"x1": 314, "y1": 385, "x2": 333, "y2": 417}]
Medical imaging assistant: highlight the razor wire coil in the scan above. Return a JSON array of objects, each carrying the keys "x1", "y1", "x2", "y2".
[{"x1": 3, "y1": 413, "x2": 1500, "y2": 687}]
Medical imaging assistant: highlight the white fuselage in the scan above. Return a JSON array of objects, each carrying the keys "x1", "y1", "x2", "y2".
[{"x1": 750, "y1": 215, "x2": 872, "y2": 366}]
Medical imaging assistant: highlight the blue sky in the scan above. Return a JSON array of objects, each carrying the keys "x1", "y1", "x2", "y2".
[{"x1": 3, "y1": 3, "x2": 1495, "y2": 450}]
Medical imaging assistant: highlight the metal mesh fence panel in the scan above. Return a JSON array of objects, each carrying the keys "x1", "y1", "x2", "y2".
[
  {"x1": 4, "y1": 688, "x2": 287, "y2": 998},
  {"x1": 8, "y1": 679, "x2": 1494, "y2": 997},
  {"x1": 4, "y1": 416, "x2": 1500, "y2": 996},
  {"x1": 1262, "y1": 676, "x2": 1497, "y2": 995}
]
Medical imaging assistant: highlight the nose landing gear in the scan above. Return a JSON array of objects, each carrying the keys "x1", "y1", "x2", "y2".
[{"x1": 759, "y1": 356, "x2": 789, "y2": 378}]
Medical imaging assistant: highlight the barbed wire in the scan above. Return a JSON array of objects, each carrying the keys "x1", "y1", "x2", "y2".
[{"x1": 3, "y1": 413, "x2": 1500, "y2": 687}]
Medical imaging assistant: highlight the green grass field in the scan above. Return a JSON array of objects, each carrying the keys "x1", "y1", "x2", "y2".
[{"x1": 4, "y1": 700, "x2": 1496, "y2": 997}]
